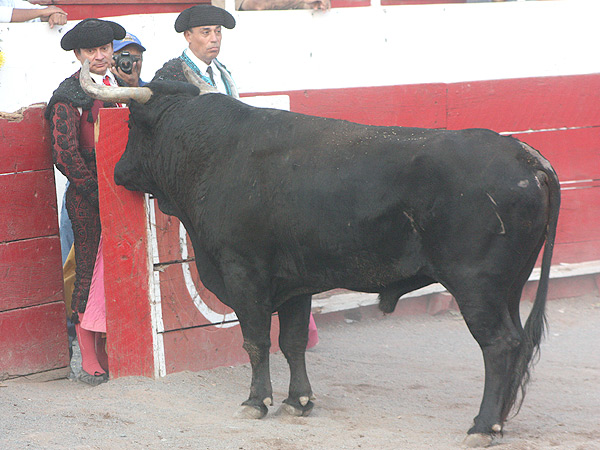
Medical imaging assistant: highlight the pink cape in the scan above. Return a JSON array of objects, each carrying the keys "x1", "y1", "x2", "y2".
[{"x1": 80, "y1": 235, "x2": 106, "y2": 333}]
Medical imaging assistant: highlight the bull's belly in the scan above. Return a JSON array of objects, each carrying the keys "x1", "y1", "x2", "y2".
[{"x1": 271, "y1": 249, "x2": 430, "y2": 303}]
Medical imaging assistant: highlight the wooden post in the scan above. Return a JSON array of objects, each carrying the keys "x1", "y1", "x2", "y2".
[{"x1": 95, "y1": 108, "x2": 156, "y2": 378}]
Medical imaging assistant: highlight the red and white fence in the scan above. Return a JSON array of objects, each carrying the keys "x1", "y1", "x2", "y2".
[
  {"x1": 0, "y1": 1, "x2": 598, "y2": 378},
  {"x1": 95, "y1": 70, "x2": 599, "y2": 378}
]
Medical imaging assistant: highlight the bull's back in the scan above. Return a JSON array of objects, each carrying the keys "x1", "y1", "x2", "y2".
[
  {"x1": 197, "y1": 106, "x2": 547, "y2": 239},
  {"x1": 170, "y1": 96, "x2": 551, "y2": 258}
]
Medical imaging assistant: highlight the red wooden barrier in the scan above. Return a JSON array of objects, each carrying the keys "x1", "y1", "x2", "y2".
[
  {"x1": 0, "y1": 105, "x2": 69, "y2": 380},
  {"x1": 35, "y1": 0, "x2": 206, "y2": 21},
  {"x1": 269, "y1": 83, "x2": 448, "y2": 128},
  {"x1": 33, "y1": 0, "x2": 467, "y2": 19},
  {"x1": 95, "y1": 109, "x2": 155, "y2": 378},
  {"x1": 96, "y1": 74, "x2": 599, "y2": 378},
  {"x1": 445, "y1": 75, "x2": 600, "y2": 132}
]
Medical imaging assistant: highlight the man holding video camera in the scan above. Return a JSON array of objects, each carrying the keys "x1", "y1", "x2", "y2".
[{"x1": 111, "y1": 32, "x2": 146, "y2": 87}]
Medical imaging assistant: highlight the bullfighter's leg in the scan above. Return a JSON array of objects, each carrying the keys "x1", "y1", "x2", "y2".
[
  {"x1": 451, "y1": 285, "x2": 524, "y2": 447},
  {"x1": 234, "y1": 302, "x2": 274, "y2": 419},
  {"x1": 66, "y1": 186, "x2": 101, "y2": 319},
  {"x1": 277, "y1": 294, "x2": 314, "y2": 416}
]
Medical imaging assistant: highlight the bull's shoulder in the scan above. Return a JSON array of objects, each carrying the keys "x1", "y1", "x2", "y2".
[{"x1": 152, "y1": 58, "x2": 188, "y2": 83}]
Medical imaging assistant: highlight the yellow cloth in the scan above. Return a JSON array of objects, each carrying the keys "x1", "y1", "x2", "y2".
[{"x1": 63, "y1": 243, "x2": 76, "y2": 317}]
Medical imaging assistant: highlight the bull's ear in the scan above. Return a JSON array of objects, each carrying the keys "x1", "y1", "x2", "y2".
[
  {"x1": 128, "y1": 102, "x2": 159, "y2": 134},
  {"x1": 145, "y1": 81, "x2": 200, "y2": 97}
]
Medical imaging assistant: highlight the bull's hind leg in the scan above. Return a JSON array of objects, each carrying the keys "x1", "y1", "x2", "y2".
[
  {"x1": 452, "y1": 286, "x2": 524, "y2": 447},
  {"x1": 277, "y1": 294, "x2": 314, "y2": 416}
]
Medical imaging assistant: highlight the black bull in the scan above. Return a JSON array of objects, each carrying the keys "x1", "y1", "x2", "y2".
[{"x1": 98, "y1": 79, "x2": 561, "y2": 445}]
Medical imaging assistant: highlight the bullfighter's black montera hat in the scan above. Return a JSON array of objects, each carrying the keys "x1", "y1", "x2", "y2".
[
  {"x1": 174, "y1": 5, "x2": 236, "y2": 33},
  {"x1": 61, "y1": 18, "x2": 126, "y2": 51}
]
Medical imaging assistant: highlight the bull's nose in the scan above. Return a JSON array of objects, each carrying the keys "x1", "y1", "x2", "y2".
[
  {"x1": 114, "y1": 160, "x2": 137, "y2": 189},
  {"x1": 113, "y1": 165, "x2": 128, "y2": 187}
]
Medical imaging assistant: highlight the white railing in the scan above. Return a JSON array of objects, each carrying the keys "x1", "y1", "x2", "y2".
[{"x1": 1, "y1": 1, "x2": 599, "y2": 113}]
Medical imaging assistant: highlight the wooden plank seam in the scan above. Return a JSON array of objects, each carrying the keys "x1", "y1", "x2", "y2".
[{"x1": 147, "y1": 195, "x2": 167, "y2": 378}]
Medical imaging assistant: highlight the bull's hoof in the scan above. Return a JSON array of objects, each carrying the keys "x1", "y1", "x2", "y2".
[
  {"x1": 235, "y1": 402, "x2": 269, "y2": 419},
  {"x1": 463, "y1": 433, "x2": 493, "y2": 448},
  {"x1": 278, "y1": 398, "x2": 314, "y2": 417}
]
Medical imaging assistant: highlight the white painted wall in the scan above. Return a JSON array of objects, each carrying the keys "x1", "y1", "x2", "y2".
[{"x1": 1, "y1": 0, "x2": 599, "y2": 114}]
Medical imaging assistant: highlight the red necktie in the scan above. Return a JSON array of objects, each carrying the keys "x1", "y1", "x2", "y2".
[{"x1": 101, "y1": 75, "x2": 125, "y2": 107}]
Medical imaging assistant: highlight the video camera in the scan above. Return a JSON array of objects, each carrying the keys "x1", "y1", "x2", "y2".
[{"x1": 113, "y1": 52, "x2": 141, "y2": 75}]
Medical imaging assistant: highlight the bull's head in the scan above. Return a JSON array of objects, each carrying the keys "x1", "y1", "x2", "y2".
[{"x1": 79, "y1": 60, "x2": 205, "y2": 217}]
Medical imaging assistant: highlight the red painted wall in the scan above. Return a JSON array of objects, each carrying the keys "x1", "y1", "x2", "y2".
[
  {"x1": 32, "y1": 0, "x2": 468, "y2": 19},
  {"x1": 0, "y1": 106, "x2": 70, "y2": 379},
  {"x1": 73, "y1": 74, "x2": 600, "y2": 378},
  {"x1": 34, "y1": 0, "x2": 205, "y2": 20},
  {"x1": 94, "y1": 73, "x2": 598, "y2": 377}
]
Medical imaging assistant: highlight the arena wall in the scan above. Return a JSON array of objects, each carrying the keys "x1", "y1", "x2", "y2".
[
  {"x1": 96, "y1": 69, "x2": 599, "y2": 378},
  {"x1": 0, "y1": 1, "x2": 598, "y2": 378}
]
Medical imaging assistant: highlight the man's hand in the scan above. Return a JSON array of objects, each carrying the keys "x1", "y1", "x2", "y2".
[
  {"x1": 48, "y1": 12, "x2": 68, "y2": 28},
  {"x1": 305, "y1": 0, "x2": 330, "y2": 10},
  {"x1": 39, "y1": 6, "x2": 67, "y2": 28},
  {"x1": 111, "y1": 60, "x2": 142, "y2": 87},
  {"x1": 11, "y1": 5, "x2": 67, "y2": 25}
]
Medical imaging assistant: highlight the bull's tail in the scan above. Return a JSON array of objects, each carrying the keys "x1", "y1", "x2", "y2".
[{"x1": 502, "y1": 150, "x2": 561, "y2": 421}]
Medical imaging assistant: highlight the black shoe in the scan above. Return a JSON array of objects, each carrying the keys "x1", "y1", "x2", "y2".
[{"x1": 78, "y1": 370, "x2": 108, "y2": 386}]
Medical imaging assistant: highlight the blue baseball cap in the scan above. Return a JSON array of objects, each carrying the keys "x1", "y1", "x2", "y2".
[{"x1": 113, "y1": 32, "x2": 146, "y2": 53}]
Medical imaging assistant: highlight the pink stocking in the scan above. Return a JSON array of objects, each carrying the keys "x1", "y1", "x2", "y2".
[
  {"x1": 76, "y1": 323, "x2": 106, "y2": 375},
  {"x1": 307, "y1": 313, "x2": 319, "y2": 349}
]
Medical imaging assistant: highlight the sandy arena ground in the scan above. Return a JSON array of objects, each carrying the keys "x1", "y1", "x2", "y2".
[{"x1": 1, "y1": 294, "x2": 599, "y2": 450}]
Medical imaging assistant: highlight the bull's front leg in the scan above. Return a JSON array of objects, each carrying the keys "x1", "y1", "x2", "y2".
[
  {"x1": 235, "y1": 306, "x2": 274, "y2": 419},
  {"x1": 277, "y1": 294, "x2": 314, "y2": 416}
]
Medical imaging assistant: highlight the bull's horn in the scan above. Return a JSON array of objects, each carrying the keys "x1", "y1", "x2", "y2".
[{"x1": 79, "y1": 59, "x2": 153, "y2": 104}]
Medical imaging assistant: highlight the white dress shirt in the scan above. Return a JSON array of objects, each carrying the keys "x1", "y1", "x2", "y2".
[
  {"x1": 183, "y1": 48, "x2": 228, "y2": 95},
  {"x1": 77, "y1": 70, "x2": 121, "y2": 115},
  {"x1": 0, "y1": 0, "x2": 43, "y2": 23},
  {"x1": 89, "y1": 70, "x2": 118, "y2": 87}
]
